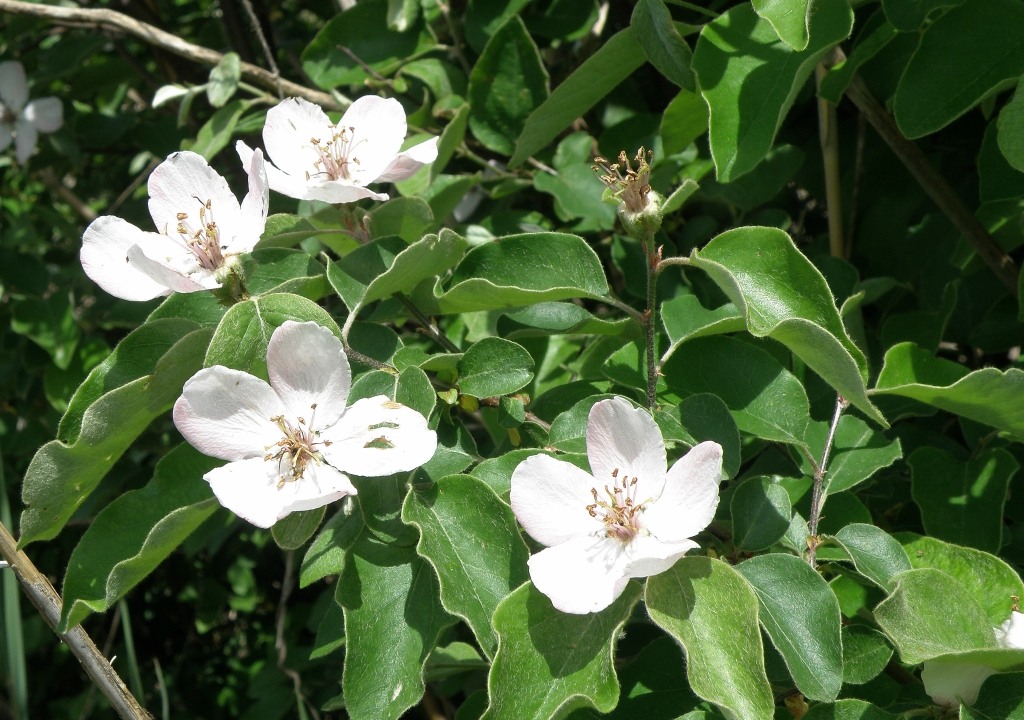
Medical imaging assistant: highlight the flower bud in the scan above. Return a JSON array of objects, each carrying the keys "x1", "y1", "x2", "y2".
[{"x1": 593, "y1": 147, "x2": 664, "y2": 242}]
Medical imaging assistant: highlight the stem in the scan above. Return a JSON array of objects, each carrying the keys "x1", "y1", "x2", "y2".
[
  {"x1": 655, "y1": 255, "x2": 690, "y2": 274},
  {"x1": 598, "y1": 294, "x2": 645, "y2": 323},
  {"x1": 397, "y1": 294, "x2": 461, "y2": 353},
  {"x1": 644, "y1": 242, "x2": 659, "y2": 410},
  {"x1": 807, "y1": 395, "x2": 848, "y2": 568},
  {"x1": 0, "y1": 521, "x2": 152, "y2": 719},
  {"x1": 815, "y1": 61, "x2": 845, "y2": 258},
  {"x1": 275, "y1": 551, "x2": 321, "y2": 720}
]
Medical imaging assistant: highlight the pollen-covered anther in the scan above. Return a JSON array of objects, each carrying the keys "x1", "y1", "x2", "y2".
[
  {"x1": 172, "y1": 197, "x2": 225, "y2": 271},
  {"x1": 310, "y1": 124, "x2": 365, "y2": 181},
  {"x1": 593, "y1": 147, "x2": 654, "y2": 214},
  {"x1": 587, "y1": 468, "x2": 648, "y2": 542},
  {"x1": 265, "y1": 403, "x2": 328, "y2": 488}
]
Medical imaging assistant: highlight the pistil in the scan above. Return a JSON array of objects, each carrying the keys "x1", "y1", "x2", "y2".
[
  {"x1": 586, "y1": 468, "x2": 647, "y2": 542},
  {"x1": 264, "y1": 403, "x2": 332, "y2": 488},
  {"x1": 175, "y1": 197, "x2": 226, "y2": 271}
]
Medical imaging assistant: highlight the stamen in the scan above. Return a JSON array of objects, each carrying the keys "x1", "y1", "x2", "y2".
[
  {"x1": 264, "y1": 403, "x2": 330, "y2": 488},
  {"x1": 593, "y1": 147, "x2": 654, "y2": 214},
  {"x1": 586, "y1": 468, "x2": 649, "y2": 543},
  {"x1": 168, "y1": 197, "x2": 226, "y2": 271},
  {"x1": 309, "y1": 124, "x2": 368, "y2": 181}
]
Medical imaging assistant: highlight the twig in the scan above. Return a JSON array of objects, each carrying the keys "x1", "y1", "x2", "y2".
[
  {"x1": 846, "y1": 111, "x2": 867, "y2": 256},
  {"x1": 655, "y1": 255, "x2": 690, "y2": 273},
  {"x1": 37, "y1": 168, "x2": 97, "y2": 222},
  {"x1": 109, "y1": 157, "x2": 161, "y2": 215},
  {"x1": 0, "y1": 520, "x2": 152, "y2": 719},
  {"x1": 0, "y1": 0, "x2": 346, "y2": 110},
  {"x1": 815, "y1": 59, "x2": 844, "y2": 258},
  {"x1": 396, "y1": 294, "x2": 461, "y2": 353},
  {"x1": 807, "y1": 395, "x2": 848, "y2": 569},
  {"x1": 274, "y1": 551, "x2": 321, "y2": 720},
  {"x1": 643, "y1": 245, "x2": 660, "y2": 410},
  {"x1": 239, "y1": 0, "x2": 280, "y2": 82}
]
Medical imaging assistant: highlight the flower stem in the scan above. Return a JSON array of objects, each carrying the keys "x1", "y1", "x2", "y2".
[
  {"x1": 807, "y1": 395, "x2": 848, "y2": 568},
  {"x1": 643, "y1": 241, "x2": 660, "y2": 411}
]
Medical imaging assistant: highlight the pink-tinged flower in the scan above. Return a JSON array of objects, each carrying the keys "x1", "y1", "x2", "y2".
[
  {"x1": 0, "y1": 60, "x2": 63, "y2": 164},
  {"x1": 236, "y1": 95, "x2": 437, "y2": 204},
  {"x1": 922, "y1": 610, "x2": 1024, "y2": 707},
  {"x1": 80, "y1": 149, "x2": 268, "y2": 301},
  {"x1": 173, "y1": 321, "x2": 437, "y2": 528},
  {"x1": 510, "y1": 397, "x2": 722, "y2": 614}
]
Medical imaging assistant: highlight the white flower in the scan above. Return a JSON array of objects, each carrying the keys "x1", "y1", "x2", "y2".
[
  {"x1": 80, "y1": 149, "x2": 269, "y2": 301},
  {"x1": 0, "y1": 60, "x2": 63, "y2": 164},
  {"x1": 236, "y1": 95, "x2": 438, "y2": 204},
  {"x1": 510, "y1": 397, "x2": 722, "y2": 614},
  {"x1": 173, "y1": 321, "x2": 437, "y2": 528},
  {"x1": 923, "y1": 610, "x2": 1024, "y2": 707}
]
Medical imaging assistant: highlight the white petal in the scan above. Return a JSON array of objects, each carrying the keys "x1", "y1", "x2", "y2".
[
  {"x1": 528, "y1": 536, "x2": 631, "y2": 614},
  {"x1": 510, "y1": 453, "x2": 604, "y2": 548},
  {"x1": 997, "y1": 610, "x2": 1024, "y2": 648},
  {"x1": 80, "y1": 216, "x2": 175, "y2": 301},
  {"x1": 267, "y1": 321, "x2": 351, "y2": 427},
  {"x1": 642, "y1": 441, "x2": 722, "y2": 543},
  {"x1": 0, "y1": 122, "x2": 11, "y2": 152},
  {"x1": 263, "y1": 97, "x2": 330, "y2": 179},
  {"x1": 173, "y1": 366, "x2": 285, "y2": 461},
  {"x1": 126, "y1": 244, "x2": 214, "y2": 294},
  {"x1": 586, "y1": 397, "x2": 667, "y2": 494},
  {"x1": 205, "y1": 456, "x2": 356, "y2": 528},
  {"x1": 322, "y1": 396, "x2": 436, "y2": 476},
  {"x1": 236, "y1": 146, "x2": 269, "y2": 250},
  {"x1": 147, "y1": 151, "x2": 241, "y2": 238},
  {"x1": 24, "y1": 97, "x2": 62, "y2": 133},
  {"x1": 13, "y1": 118, "x2": 36, "y2": 164},
  {"x1": 621, "y1": 535, "x2": 695, "y2": 579},
  {"x1": 303, "y1": 180, "x2": 389, "y2": 204},
  {"x1": 339, "y1": 96, "x2": 408, "y2": 184},
  {"x1": 921, "y1": 659, "x2": 994, "y2": 707},
  {"x1": 237, "y1": 139, "x2": 309, "y2": 201},
  {"x1": 0, "y1": 61, "x2": 27, "y2": 111},
  {"x1": 376, "y1": 136, "x2": 439, "y2": 182}
]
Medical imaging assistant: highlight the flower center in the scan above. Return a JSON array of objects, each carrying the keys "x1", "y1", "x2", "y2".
[
  {"x1": 0, "y1": 103, "x2": 14, "y2": 125},
  {"x1": 175, "y1": 197, "x2": 225, "y2": 271},
  {"x1": 263, "y1": 403, "x2": 333, "y2": 488},
  {"x1": 593, "y1": 148, "x2": 653, "y2": 215},
  {"x1": 307, "y1": 125, "x2": 364, "y2": 182},
  {"x1": 586, "y1": 468, "x2": 648, "y2": 543}
]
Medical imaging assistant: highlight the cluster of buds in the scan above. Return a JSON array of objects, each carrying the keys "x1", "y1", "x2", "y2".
[{"x1": 593, "y1": 147, "x2": 664, "y2": 243}]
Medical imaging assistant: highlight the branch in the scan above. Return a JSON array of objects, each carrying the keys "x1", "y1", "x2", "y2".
[
  {"x1": 807, "y1": 395, "x2": 848, "y2": 569},
  {"x1": 0, "y1": 0, "x2": 346, "y2": 111},
  {"x1": 0, "y1": 520, "x2": 152, "y2": 719}
]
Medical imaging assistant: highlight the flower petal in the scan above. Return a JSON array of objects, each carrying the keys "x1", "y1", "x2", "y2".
[
  {"x1": 997, "y1": 610, "x2": 1024, "y2": 648},
  {"x1": 921, "y1": 659, "x2": 994, "y2": 707},
  {"x1": 80, "y1": 216, "x2": 176, "y2": 301},
  {"x1": 304, "y1": 180, "x2": 389, "y2": 204},
  {"x1": 0, "y1": 122, "x2": 11, "y2": 152},
  {"x1": 376, "y1": 136, "x2": 439, "y2": 182},
  {"x1": 338, "y1": 95, "x2": 407, "y2": 183},
  {"x1": 24, "y1": 97, "x2": 63, "y2": 133},
  {"x1": 510, "y1": 453, "x2": 604, "y2": 548},
  {"x1": 322, "y1": 396, "x2": 436, "y2": 476},
  {"x1": 126, "y1": 244, "x2": 215, "y2": 294},
  {"x1": 263, "y1": 97, "x2": 330, "y2": 179},
  {"x1": 267, "y1": 321, "x2": 351, "y2": 427},
  {"x1": 13, "y1": 118, "x2": 36, "y2": 164},
  {"x1": 173, "y1": 366, "x2": 284, "y2": 461},
  {"x1": 205, "y1": 456, "x2": 356, "y2": 528},
  {"x1": 0, "y1": 61, "x2": 27, "y2": 111},
  {"x1": 621, "y1": 535, "x2": 695, "y2": 579},
  {"x1": 236, "y1": 139, "x2": 310, "y2": 201},
  {"x1": 642, "y1": 441, "x2": 722, "y2": 543},
  {"x1": 527, "y1": 536, "x2": 631, "y2": 614},
  {"x1": 586, "y1": 397, "x2": 667, "y2": 495},
  {"x1": 236, "y1": 146, "x2": 269, "y2": 251},
  {"x1": 147, "y1": 151, "x2": 241, "y2": 238}
]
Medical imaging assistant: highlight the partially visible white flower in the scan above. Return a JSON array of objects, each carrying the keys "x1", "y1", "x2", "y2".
[
  {"x1": 80, "y1": 149, "x2": 269, "y2": 301},
  {"x1": 923, "y1": 610, "x2": 1024, "y2": 707},
  {"x1": 173, "y1": 321, "x2": 437, "y2": 528},
  {"x1": 236, "y1": 95, "x2": 437, "y2": 204},
  {"x1": 0, "y1": 60, "x2": 63, "y2": 164},
  {"x1": 510, "y1": 396, "x2": 722, "y2": 614}
]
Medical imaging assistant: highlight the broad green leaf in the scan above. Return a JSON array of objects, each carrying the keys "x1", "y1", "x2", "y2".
[
  {"x1": 435, "y1": 233, "x2": 609, "y2": 313},
  {"x1": 458, "y1": 337, "x2": 535, "y2": 398},
  {"x1": 471, "y1": 448, "x2": 564, "y2": 497},
  {"x1": 20, "y1": 327, "x2": 211, "y2": 546},
  {"x1": 631, "y1": 0, "x2": 695, "y2": 89},
  {"x1": 660, "y1": 295, "x2": 744, "y2": 364},
  {"x1": 818, "y1": 19, "x2": 898, "y2": 104},
  {"x1": 368, "y1": 197, "x2": 435, "y2": 243},
  {"x1": 311, "y1": 600, "x2": 346, "y2": 660},
  {"x1": 873, "y1": 342, "x2": 1024, "y2": 437},
  {"x1": 737, "y1": 553, "x2": 843, "y2": 701},
  {"x1": 60, "y1": 444, "x2": 219, "y2": 630},
  {"x1": 336, "y1": 533, "x2": 456, "y2": 720},
  {"x1": 800, "y1": 415, "x2": 902, "y2": 495},
  {"x1": 146, "y1": 289, "x2": 227, "y2": 326},
  {"x1": 258, "y1": 214, "x2": 321, "y2": 249},
  {"x1": 353, "y1": 473, "x2": 417, "y2": 547},
  {"x1": 689, "y1": 227, "x2": 885, "y2": 426},
  {"x1": 511, "y1": 28, "x2": 646, "y2": 167},
  {"x1": 964, "y1": 673, "x2": 1024, "y2": 720},
  {"x1": 660, "y1": 91, "x2": 709, "y2": 156},
  {"x1": 829, "y1": 523, "x2": 911, "y2": 591},
  {"x1": 604, "y1": 636, "x2": 695, "y2": 719},
  {"x1": 893, "y1": 0, "x2": 1024, "y2": 138},
  {"x1": 498, "y1": 302, "x2": 638, "y2": 339},
  {"x1": 752, "y1": 0, "x2": 811, "y2": 50},
  {"x1": 271, "y1": 507, "x2": 326, "y2": 550},
  {"x1": 804, "y1": 699, "x2": 896, "y2": 720},
  {"x1": 731, "y1": 478, "x2": 792, "y2": 551},
  {"x1": 675, "y1": 393, "x2": 742, "y2": 479},
  {"x1": 240, "y1": 248, "x2": 329, "y2": 300},
  {"x1": 463, "y1": 0, "x2": 531, "y2": 54},
  {"x1": 909, "y1": 447, "x2": 1017, "y2": 553},
  {"x1": 981, "y1": 121, "x2": 1024, "y2": 203},
  {"x1": 189, "y1": 99, "x2": 247, "y2": 160},
  {"x1": 10, "y1": 292, "x2": 79, "y2": 370},
  {"x1": 402, "y1": 474, "x2": 530, "y2": 658},
  {"x1": 662, "y1": 335, "x2": 810, "y2": 448},
  {"x1": 881, "y1": 0, "x2": 964, "y2": 31},
  {"x1": 206, "y1": 52, "x2": 240, "y2": 107},
  {"x1": 997, "y1": 78, "x2": 1024, "y2": 173},
  {"x1": 299, "y1": 499, "x2": 363, "y2": 588},
  {"x1": 692, "y1": 0, "x2": 853, "y2": 181},
  {"x1": 468, "y1": 16, "x2": 549, "y2": 156},
  {"x1": 841, "y1": 626, "x2": 893, "y2": 685},
  {"x1": 873, "y1": 568, "x2": 997, "y2": 664},
  {"x1": 397, "y1": 366, "x2": 436, "y2": 419},
  {"x1": 646, "y1": 557, "x2": 775, "y2": 720},
  {"x1": 483, "y1": 582, "x2": 641, "y2": 719},
  {"x1": 533, "y1": 132, "x2": 616, "y2": 231}
]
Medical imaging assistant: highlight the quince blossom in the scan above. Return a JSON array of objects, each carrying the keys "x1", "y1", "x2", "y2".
[
  {"x1": 922, "y1": 610, "x2": 1024, "y2": 707},
  {"x1": 236, "y1": 95, "x2": 437, "y2": 204},
  {"x1": 173, "y1": 321, "x2": 437, "y2": 528},
  {"x1": 0, "y1": 60, "x2": 63, "y2": 164},
  {"x1": 510, "y1": 396, "x2": 722, "y2": 614},
  {"x1": 80, "y1": 149, "x2": 268, "y2": 301}
]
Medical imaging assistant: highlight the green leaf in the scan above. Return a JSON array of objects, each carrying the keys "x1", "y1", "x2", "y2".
[
  {"x1": 468, "y1": 16, "x2": 549, "y2": 156},
  {"x1": 631, "y1": 0, "x2": 695, "y2": 89},
  {"x1": 997, "y1": 78, "x2": 1024, "y2": 172},
  {"x1": 964, "y1": 673, "x2": 1024, "y2": 720},
  {"x1": 873, "y1": 342, "x2": 1024, "y2": 436},
  {"x1": 893, "y1": 0, "x2": 1024, "y2": 138},
  {"x1": 818, "y1": 20, "x2": 898, "y2": 104},
  {"x1": 336, "y1": 534, "x2": 456, "y2": 720},
  {"x1": 458, "y1": 337, "x2": 535, "y2": 398},
  {"x1": 463, "y1": 0, "x2": 531, "y2": 53},
  {"x1": 10, "y1": 292, "x2": 79, "y2": 370},
  {"x1": 841, "y1": 626, "x2": 893, "y2": 685},
  {"x1": 804, "y1": 699, "x2": 896, "y2": 720},
  {"x1": 692, "y1": 0, "x2": 853, "y2": 181},
  {"x1": 435, "y1": 233, "x2": 609, "y2": 313},
  {"x1": 483, "y1": 582, "x2": 641, "y2": 719},
  {"x1": 59, "y1": 444, "x2": 219, "y2": 630},
  {"x1": 689, "y1": 227, "x2": 884, "y2": 426},
  {"x1": 511, "y1": 28, "x2": 646, "y2": 167},
  {"x1": 20, "y1": 327, "x2": 212, "y2": 546},
  {"x1": 909, "y1": 447, "x2": 1017, "y2": 553},
  {"x1": 605, "y1": 636, "x2": 694, "y2": 719},
  {"x1": 881, "y1": 0, "x2": 964, "y2": 31},
  {"x1": 829, "y1": 523, "x2": 911, "y2": 591},
  {"x1": 646, "y1": 557, "x2": 775, "y2": 720},
  {"x1": 397, "y1": 366, "x2": 437, "y2": 419},
  {"x1": 189, "y1": 99, "x2": 247, "y2": 160},
  {"x1": 675, "y1": 393, "x2": 742, "y2": 479},
  {"x1": 299, "y1": 499, "x2": 364, "y2": 588},
  {"x1": 660, "y1": 295, "x2": 745, "y2": 363},
  {"x1": 660, "y1": 91, "x2": 709, "y2": 156},
  {"x1": 402, "y1": 474, "x2": 530, "y2": 658},
  {"x1": 752, "y1": 0, "x2": 811, "y2": 50},
  {"x1": 498, "y1": 302, "x2": 637, "y2": 339},
  {"x1": 206, "y1": 52, "x2": 240, "y2": 107},
  {"x1": 368, "y1": 197, "x2": 435, "y2": 243},
  {"x1": 311, "y1": 600, "x2": 346, "y2": 660},
  {"x1": 800, "y1": 415, "x2": 902, "y2": 495},
  {"x1": 730, "y1": 478, "x2": 792, "y2": 551},
  {"x1": 271, "y1": 507, "x2": 326, "y2": 550}
]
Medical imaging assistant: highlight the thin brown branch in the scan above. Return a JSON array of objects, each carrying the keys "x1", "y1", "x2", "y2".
[
  {"x1": 815, "y1": 61, "x2": 844, "y2": 258},
  {"x1": 37, "y1": 168, "x2": 97, "y2": 223},
  {"x1": 0, "y1": 0, "x2": 346, "y2": 110},
  {"x1": 807, "y1": 396, "x2": 847, "y2": 569}
]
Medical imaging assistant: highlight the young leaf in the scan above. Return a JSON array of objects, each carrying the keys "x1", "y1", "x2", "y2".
[
  {"x1": 800, "y1": 415, "x2": 902, "y2": 496},
  {"x1": 752, "y1": 0, "x2": 811, "y2": 50},
  {"x1": 731, "y1": 478, "x2": 792, "y2": 551},
  {"x1": 457, "y1": 337, "x2": 535, "y2": 398},
  {"x1": 271, "y1": 507, "x2": 327, "y2": 551},
  {"x1": 300, "y1": 499, "x2": 364, "y2": 588},
  {"x1": 631, "y1": 0, "x2": 695, "y2": 89},
  {"x1": 841, "y1": 626, "x2": 893, "y2": 685},
  {"x1": 828, "y1": 523, "x2": 911, "y2": 591}
]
